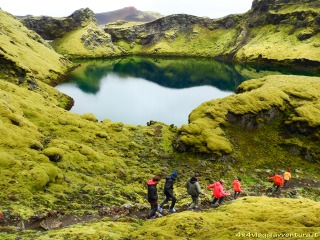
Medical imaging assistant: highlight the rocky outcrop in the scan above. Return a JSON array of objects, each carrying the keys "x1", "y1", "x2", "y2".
[
  {"x1": 17, "y1": 0, "x2": 319, "y2": 71},
  {"x1": 248, "y1": 0, "x2": 320, "y2": 39},
  {"x1": 102, "y1": 0, "x2": 319, "y2": 70},
  {"x1": 80, "y1": 26, "x2": 113, "y2": 49},
  {"x1": 105, "y1": 14, "x2": 243, "y2": 45},
  {"x1": 174, "y1": 75, "x2": 320, "y2": 162},
  {"x1": 251, "y1": 0, "x2": 320, "y2": 13},
  {"x1": 20, "y1": 8, "x2": 97, "y2": 40}
]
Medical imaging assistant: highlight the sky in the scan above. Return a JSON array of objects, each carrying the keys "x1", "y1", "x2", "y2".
[{"x1": 0, "y1": 0, "x2": 253, "y2": 19}]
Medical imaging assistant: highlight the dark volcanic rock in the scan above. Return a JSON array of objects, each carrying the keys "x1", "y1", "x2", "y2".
[
  {"x1": 248, "y1": 0, "x2": 320, "y2": 35},
  {"x1": 104, "y1": 14, "x2": 243, "y2": 45},
  {"x1": 20, "y1": 8, "x2": 97, "y2": 40}
]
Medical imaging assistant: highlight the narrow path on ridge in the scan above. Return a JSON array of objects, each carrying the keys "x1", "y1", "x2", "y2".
[{"x1": 0, "y1": 179, "x2": 318, "y2": 232}]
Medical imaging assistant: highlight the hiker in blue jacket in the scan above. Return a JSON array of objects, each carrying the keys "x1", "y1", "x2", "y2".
[{"x1": 158, "y1": 170, "x2": 178, "y2": 213}]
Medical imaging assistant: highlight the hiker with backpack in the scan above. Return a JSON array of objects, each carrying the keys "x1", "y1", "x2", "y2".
[
  {"x1": 146, "y1": 175, "x2": 161, "y2": 219},
  {"x1": 185, "y1": 174, "x2": 207, "y2": 210},
  {"x1": 232, "y1": 177, "x2": 242, "y2": 199},
  {"x1": 158, "y1": 170, "x2": 178, "y2": 213},
  {"x1": 268, "y1": 171, "x2": 284, "y2": 193},
  {"x1": 206, "y1": 179, "x2": 230, "y2": 207}
]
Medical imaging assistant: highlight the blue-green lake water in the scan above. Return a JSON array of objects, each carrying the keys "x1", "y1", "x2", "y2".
[{"x1": 56, "y1": 57, "x2": 318, "y2": 126}]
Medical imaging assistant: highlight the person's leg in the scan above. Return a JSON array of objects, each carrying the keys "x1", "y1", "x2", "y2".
[
  {"x1": 194, "y1": 196, "x2": 199, "y2": 208},
  {"x1": 165, "y1": 189, "x2": 177, "y2": 210},
  {"x1": 218, "y1": 196, "x2": 224, "y2": 205},
  {"x1": 189, "y1": 196, "x2": 199, "y2": 209},
  {"x1": 212, "y1": 197, "x2": 218, "y2": 204},
  {"x1": 274, "y1": 185, "x2": 280, "y2": 193},
  {"x1": 283, "y1": 180, "x2": 288, "y2": 187},
  {"x1": 188, "y1": 196, "x2": 196, "y2": 209},
  {"x1": 234, "y1": 191, "x2": 240, "y2": 199},
  {"x1": 147, "y1": 203, "x2": 158, "y2": 218},
  {"x1": 159, "y1": 193, "x2": 170, "y2": 208}
]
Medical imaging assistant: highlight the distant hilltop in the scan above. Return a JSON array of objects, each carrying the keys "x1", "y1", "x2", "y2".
[
  {"x1": 17, "y1": 6, "x2": 163, "y2": 26},
  {"x1": 95, "y1": 6, "x2": 163, "y2": 25}
]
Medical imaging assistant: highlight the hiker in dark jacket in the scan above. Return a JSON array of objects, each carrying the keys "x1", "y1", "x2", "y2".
[
  {"x1": 158, "y1": 170, "x2": 178, "y2": 213},
  {"x1": 186, "y1": 175, "x2": 207, "y2": 210},
  {"x1": 146, "y1": 175, "x2": 161, "y2": 219}
]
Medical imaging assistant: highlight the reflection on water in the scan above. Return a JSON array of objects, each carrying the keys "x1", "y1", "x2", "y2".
[{"x1": 56, "y1": 57, "x2": 319, "y2": 126}]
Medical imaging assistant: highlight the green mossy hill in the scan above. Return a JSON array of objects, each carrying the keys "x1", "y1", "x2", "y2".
[
  {"x1": 51, "y1": 23, "x2": 123, "y2": 58},
  {"x1": 104, "y1": 14, "x2": 242, "y2": 58},
  {"x1": 235, "y1": 0, "x2": 320, "y2": 66},
  {"x1": 0, "y1": 77, "x2": 178, "y2": 219},
  {"x1": 127, "y1": 197, "x2": 320, "y2": 240},
  {"x1": 10, "y1": 197, "x2": 320, "y2": 239},
  {"x1": 48, "y1": 0, "x2": 319, "y2": 71},
  {"x1": 232, "y1": 0, "x2": 320, "y2": 68},
  {"x1": 0, "y1": 10, "x2": 73, "y2": 86},
  {"x1": 176, "y1": 75, "x2": 320, "y2": 171}
]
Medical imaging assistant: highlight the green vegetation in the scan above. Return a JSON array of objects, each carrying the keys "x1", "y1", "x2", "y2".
[
  {"x1": 175, "y1": 75, "x2": 320, "y2": 205},
  {"x1": 235, "y1": 25, "x2": 320, "y2": 62},
  {"x1": 0, "y1": 1, "x2": 320, "y2": 239},
  {"x1": 6, "y1": 197, "x2": 320, "y2": 240},
  {"x1": 49, "y1": 0, "x2": 319, "y2": 73},
  {"x1": 113, "y1": 26, "x2": 239, "y2": 57},
  {"x1": 0, "y1": 10, "x2": 72, "y2": 84},
  {"x1": 51, "y1": 23, "x2": 123, "y2": 58}
]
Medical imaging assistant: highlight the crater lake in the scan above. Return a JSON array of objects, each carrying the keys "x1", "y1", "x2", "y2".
[{"x1": 56, "y1": 57, "x2": 319, "y2": 126}]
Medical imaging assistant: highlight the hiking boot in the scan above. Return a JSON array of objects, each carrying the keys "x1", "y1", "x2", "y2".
[
  {"x1": 170, "y1": 208, "x2": 177, "y2": 213},
  {"x1": 146, "y1": 216, "x2": 155, "y2": 220},
  {"x1": 158, "y1": 206, "x2": 163, "y2": 213}
]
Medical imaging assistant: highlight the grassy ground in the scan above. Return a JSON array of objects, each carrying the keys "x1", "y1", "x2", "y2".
[
  {"x1": 3, "y1": 197, "x2": 319, "y2": 240},
  {"x1": 0, "y1": 4, "x2": 319, "y2": 239}
]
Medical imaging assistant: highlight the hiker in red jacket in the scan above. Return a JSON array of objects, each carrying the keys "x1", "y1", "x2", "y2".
[
  {"x1": 268, "y1": 172, "x2": 284, "y2": 193},
  {"x1": 232, "y1": 177, "x2": 242, "y2": 199},
  {"x1": 146, "y1": 175, "x2": 161, "y2": 219},
  {"x1": 206, "y1": 179, "x2": 230, "y2": 207}
]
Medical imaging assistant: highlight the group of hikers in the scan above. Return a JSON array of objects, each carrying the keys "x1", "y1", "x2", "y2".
[
  {"x1": 268, "y1": 169, "x2": 292, "y2": 193},
  {"x1": 146, "y1": 169, "x2": 292, "y2": 219}
]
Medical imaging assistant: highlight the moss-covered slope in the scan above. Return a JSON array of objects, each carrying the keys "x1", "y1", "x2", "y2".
[
  {"x1": 235, "y1": 0, "x2": 320, "y2": 67},
  {"x1": 1, "y1": 4, "x2": 320, "y2": 239},
  {"x1": 175, "y1": 75, "x2": 320, "y2": 176},
  {"x1": 0, "y1": 9, "x2": 177, "y2": 218},
  {"x1": 0, "y1": 10, "x2": 73, "y2": 85},
  {"x1": 0, "y1": 77, "x2": 178, "y2": 218},
  {"x1": 8, "y1": 197, "x2": 320, "y2": 239},
  {"x1": 46, "y1": 0, "x2": 320, "y2": 71},
  {"x1": 51, "y1": 22, "x2": 123, "y2": 58},
  {"x1": 104, "y1": 14, "x2": 242, "y2": 58}
]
